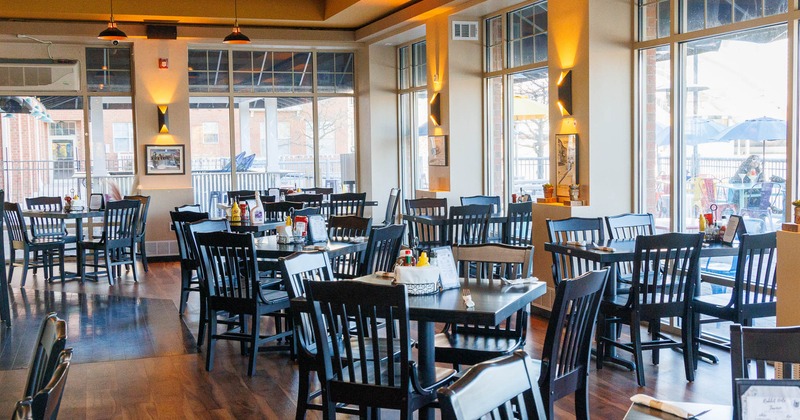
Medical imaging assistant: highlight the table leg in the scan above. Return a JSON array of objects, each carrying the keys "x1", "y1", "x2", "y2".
[
  {"x1": 597, "y1": 263, "x2": 636, "y2": 371},
  {"x1": 417, "y1": 320, "x2": 435, "y2": 420}
]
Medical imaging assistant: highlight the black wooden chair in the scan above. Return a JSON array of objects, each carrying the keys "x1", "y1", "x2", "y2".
[
  {"x1": 307, "y1": 280, "x2": 456, "y2": 419},
  {"x1": 730, "y1": 324, "x2": 800, "y2": 414},
  {"x1": 536, "y1": 269, "x2": 608, "y2": 420},
  {"x1": 264, "y1": 201, "x2": 304, "y2": 222},
  {"x1": 374, "y1": 187, "x2": 401, "y2": 228},
  {"x1": 404, "y1": 198, "x2": 447, "y2": 250},
  {"x1": 227, "y1": 190, "x2": 256, "y2": 203},
  {"x1": 195, "y1": 231, "x2": 291, "y2": 376},
  {"x1": 175, "y1": 204, "x2": 202, "y2": 212},
  {"x1": 289, "y1": 193, "x2": 324, "y2": 209},
  {"x1": 123, "y1": 195, "x2": 151, "y2": 272},
  {"x1": 170, "y1": 211, "x2": 209, "y2": 315},
  {"x1": 438, "y1": 350, "x2": 546, "y2": 420},
  {"x1": 279, "y1": 252, "x2": 360, "y2": 419},
  {"x1": 447, "y1": 204, "x2": 491, "y2": 246},
  {"x1": 81, "y1": 199, "x2": 140, "y2": 285},
  {"x1": 435, "y1": 244, "x2": 534, "y2": 368},
  {"x1": 694, "y1": 232, "x2": 777, "y2": 349},
  {"x1": 504, "y1": 202, "x2": 533, "y2": 246},
  {"x1": 329, "y1": 192, "x2": 367, "y2": 217},
  {"x1": 24, "y1": 313, "x2": 67, "y2": 400},
  {"x1": 292, "y1": 206, "x2": 321, "y2": 221},
  {"x1": 361, "y1": 224, "x2": 405, "y2": 276},
  {"x1": 596, "y1": 232, "x2": 704, "y2": 386},
  {"x1": 4, "y1": 202, "x2": 65, "y2": 286},
  {"x1": 26, "y1": 196, "x2": 76, "y2": 262},
  {"x1": 460, "y1": 195, "x2": 501, "y2": 214},
  {"x1": 185, "y1": 218, "x2": 230, "y2": 347},
  {"x1": 327, "y1": 216, "x2": 372, "y2": 279},
  {"x1": 16, "y1": 348, "x2": 72, "y2": 420},
  {"x1": 605, "y1": 213, "x2": 656, "y2": 291},
  {"x1": 546, "y1": 217, "x2": 605, "y2": 286}
]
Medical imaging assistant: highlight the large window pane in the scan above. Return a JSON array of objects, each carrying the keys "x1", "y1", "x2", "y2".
[
  {"x1": 0, "y1": 96, "x2": 84, "y2": 202},
  {"x1": 639, "y1": 46, "x2": 671, "y2": 233},
  {"x1": 507, "y1": 2, "x2": 548, "y2": 68},
  {"x1": 682, "y1": 0, "x2": 786, "y2": 32},
  {"x1": 681, "y1": 25, "x2": 787, "y2": 233},
  {"x1": 412, "y1": 42, "x2": 427, "y2": 88},
  {"x1": 414, "y1": 91, "x2": 429, "y2": 191},
  {"x1": 86, "y1": 47, "x2": 132, "y2": 92},
  {"x1": 486, "y1": 17, "x2": 503, "y2": 72},
  {"x1": 510, "y1": 69, "x2": 549, "y2": 197},
  {"x1": 190, "y1": 97, "x2": 231, "y2": 211},
  {"x1": 486, "y1": 77, "x2": 505, "y2": 200},
  {"x1": 317, "y1": 97, "x2": 356, "y2": 190},
  {"x1": 87, "y1": 97, "x2": 134, "y2": 196},
  {"x1": 189, "y1": 49, "x2": 229, "y2": 93},
  {"x1": 317, "y1": 52, "x2": 354, "y2": 94},
  {"x1": 276, "y1": 98, "x2": 315, "y2": 188},
  {"x1": 640, "y1": 0, "x2": 670, "y2": 41}
]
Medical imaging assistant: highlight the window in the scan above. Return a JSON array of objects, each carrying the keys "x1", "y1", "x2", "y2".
[
  {"x1": 1, "y1": 46, "x2": 135, "y2": 203},
  {"x1": 397, "y1": 40, "x2": 429, "y2": 196},
  {"x1": 683, "y1": 0, "x2": 787, "y2": 33},
  {"x1": 188, "y1": 48, "x2": 358, "y2": 206},
  {"x1": 639, "y1": 0, "x2": 670, "y2": 41},
  {"x1": 483, "y1": 2, "x2": 549, "y2": 203},
  {"x1": 202, "y1": 122, "x2": 219, "y2": 144},
  {"x1": 112, "y1": 123, "x2": 133, "y2": 153}
]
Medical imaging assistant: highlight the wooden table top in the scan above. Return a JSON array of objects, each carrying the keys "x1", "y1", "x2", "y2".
[
  {"x1": 357, "y1": 274, "x2": 546, "y2": 325},
  {"x1": 228, "y1": 219, "x2": 284, "y2": 233},
  {"x1": 544, "y1": 239, "x2": 739, "y2": 263},
  {"x1": 23, "y1": 209, "x2": 104, "y2": 219},
  {"x1": 253, "y1": 238, "x2": 367, "y2": 259}
]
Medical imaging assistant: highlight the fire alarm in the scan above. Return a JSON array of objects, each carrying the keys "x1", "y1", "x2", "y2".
[{"x1": 158, "y1": 58, "x2": 168, "y2": 69}]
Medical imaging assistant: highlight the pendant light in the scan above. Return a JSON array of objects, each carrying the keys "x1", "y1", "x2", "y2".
[
  {"x1": 223, "y1": 0, "x2": 251, "y2": 44},
  {"x1": 97, "y1": 0, "x2": 127, "y2": 41}
]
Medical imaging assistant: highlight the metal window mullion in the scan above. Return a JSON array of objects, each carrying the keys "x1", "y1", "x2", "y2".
[
  {"x1": 227, "y1": 50, "x2": 238, "y2": 190},
  {"x1": 672, "y1": 40, "x2": 683, "y2": 233},
  {"x1": 504, "y1": 74, "x2": 513, "y2": 202},
  {"x1": 312, "y1": 52, "x2": 320, "y2": 188}
]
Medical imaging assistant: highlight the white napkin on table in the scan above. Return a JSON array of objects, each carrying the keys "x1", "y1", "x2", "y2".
[
  {"x1": 501, "y1": 277, "x2": 540, "y2": 285},
  {"x1": 630, "y1": 394, "x2": 693, "y2": 418}
]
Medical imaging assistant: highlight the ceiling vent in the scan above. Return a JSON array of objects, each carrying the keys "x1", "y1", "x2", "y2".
[
  {"x1": 0, "y1": 60, "x2": 80, "y2": 91},
  {"x1": 452, "y1": 21, "x2": 479, "y2": 41}
]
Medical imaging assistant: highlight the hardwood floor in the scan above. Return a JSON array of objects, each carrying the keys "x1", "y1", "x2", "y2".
[{"x1": 0, "y1": 260, "x2": 734, "y2": 419}]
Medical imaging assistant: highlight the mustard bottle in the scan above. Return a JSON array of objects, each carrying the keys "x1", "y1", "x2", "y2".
[
  {"x1": 231, "y1": 198, "x2": 241, "y2": 222},
  {"x1": 698, "y1": 214, "x2": 706, "y2": 232}
]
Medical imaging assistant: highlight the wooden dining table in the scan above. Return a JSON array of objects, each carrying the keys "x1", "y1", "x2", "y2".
[
  {"x1": 544, "y1": 239, "x2": 739, "y2": 368},
  {"x1": 253, "y1": 237, "x2": 367, "y2": 259},
  {"x1": 22, "y1": 209, "x2": 105, "y2": 281},
  {"x1": 357, "y1": 274, "x2": 546, "y2": 419}
]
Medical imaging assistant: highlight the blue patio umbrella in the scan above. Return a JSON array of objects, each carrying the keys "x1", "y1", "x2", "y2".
[
  {"x1": 713, "y1": 116, "x2": 786, "y2": 157},
  {"x1": 656, "y1": 117, "x2": 726, "y2": 146}
]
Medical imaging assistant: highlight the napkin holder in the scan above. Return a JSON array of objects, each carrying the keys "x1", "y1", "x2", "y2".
[{"x1": 393, "y1": 266, "x2": 441, "y2": 295}]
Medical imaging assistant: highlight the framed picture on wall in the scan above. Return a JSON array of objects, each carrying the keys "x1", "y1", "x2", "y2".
[
  {"x1": 555, "y1": 134, "x2": 577, "y2": 196},
  {"x1": 145, "y1": 144, "x2": 185, "y2": 175},
  {"x1": 429, "y1": 135, "x2": 448, "y2": 166}
]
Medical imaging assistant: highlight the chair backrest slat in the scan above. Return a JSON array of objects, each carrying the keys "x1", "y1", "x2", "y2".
[{"x1": 546, "y1": 217, "x2": 605, "y2": 286}]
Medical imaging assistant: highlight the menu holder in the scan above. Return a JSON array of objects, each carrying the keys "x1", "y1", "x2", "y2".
[
  {"x1": 432, "y1": 246, "x2": 460, "y2": 290},
  {"x1": 722, "y1": 215, "x2": 746, "y2": 245},
  {"x1": 736, "y1": 379, "x2": 800, "y2": 420},
  {"x1": 307, "y1": 214, "x2": 328, "y2": 243}
]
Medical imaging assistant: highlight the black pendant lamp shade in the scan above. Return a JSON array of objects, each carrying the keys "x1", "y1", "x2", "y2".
[
  {"x1": 98, "y1": 0, "x2": 127, "y2": 41},
  {"x1": 223, "y1": 0, "x2": 250, "y2": 44}
]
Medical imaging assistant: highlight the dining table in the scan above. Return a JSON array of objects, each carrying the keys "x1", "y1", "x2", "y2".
[
  {"x1": 544, "y1": 239, "x2": 739, "y2": 368},
  {"x1": 22, "y1": 209, "x2": 104, "y2": 282},
  {"x1": 624, "y1": 400, "x2": 732, "y2": 419},
  {"x1": 253, "y1": 236, "x2": 368, "y2": 260},
  {"x1": 228, "y1": 219, "x2": 284, "y2": 234},
  {"x1": 358, "y1": 273, "x2": 547, "y2": 420}
]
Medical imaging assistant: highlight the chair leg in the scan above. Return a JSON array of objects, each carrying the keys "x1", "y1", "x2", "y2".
[
  {"x1": 206, "y1": 310, "x2": 217, "y2": 372},
  {"x1": 575, "y1": 383, "x2": 590, "y2": 420},
  {"x1": 8, "y1": 250, "x2": 16, "y2": 285},
  {"x1": 179, "y1": 270, "x2": 191, "y2": 315},
  {"x1": 240, "y1": 315, "x2": 249, "y2": 356},
  {"x1": 651, "y1": 320, "x2": 661, "y2": 365},
  {"x1": 21, "y1": 251, "x2": 30, "y2": 287},
  {"x1": 630, "y1": 312, "x2": 646, "y2": 387},
  {"x1": 682, "y1": 313, "x2": 696, "y2": 382},
  {"x1": 104, "y1": 249, "x2": 114, "y2": 286},
  {"x1": 140, "y1": 239, "x2": 149, "y2": 272},
  {"x1": 320, "y1": 383, "x2": 336, "y2": 420},
  {"x1": 197, "y1": 294, "x2": 207, "y2": 348},
  {"x1": 247, "y1": 314, "x2": 260, "y2": 377},
  {"x1": 57, "y1": 247, "x2": 65, "y2": 283},
  {"x1": 130, "y1": 247, "x2": 138, "y2": 282},
  {"x1": 32, "y1": 250, "x2": 39, "y2": 275},
  {"x1": 595, "y1": 313, "x2": 607, "y2": 370},
  {"x1": 295, "y1": 365, "x2": 310, "y2": 420}
]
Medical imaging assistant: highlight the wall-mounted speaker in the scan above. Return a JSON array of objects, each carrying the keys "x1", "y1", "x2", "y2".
[{"x1": 146, "y1": 25, "x2": 177, "y2": 40}]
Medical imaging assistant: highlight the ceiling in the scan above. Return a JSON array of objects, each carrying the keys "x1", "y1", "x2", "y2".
[{"x1": 0, "y1": 0, "x2": 424, "y2": 30}]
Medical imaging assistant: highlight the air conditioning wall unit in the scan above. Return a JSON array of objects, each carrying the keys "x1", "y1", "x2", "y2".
[
  {"x1": 452, "y1": 21, "x2": 479, "y2": 41},
  {"x1": 0, "y1": 59, "x2": 81, "y2": 91}
]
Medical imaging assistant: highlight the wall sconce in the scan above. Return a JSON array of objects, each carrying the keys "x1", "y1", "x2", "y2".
[
  {"x1": 429, "y1": 92, "x2": 441, "y2": 126},
  {"x1": 157, "y1": 105, "x2": 169, "y2": 133},
  {"x1": 557, "y1": 70, "x2": 573, "y2": 116}
]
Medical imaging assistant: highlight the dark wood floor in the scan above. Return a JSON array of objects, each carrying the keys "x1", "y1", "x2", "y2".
[{"x1": 0, "y1": 260, "x2": 734, "y2": 419}]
